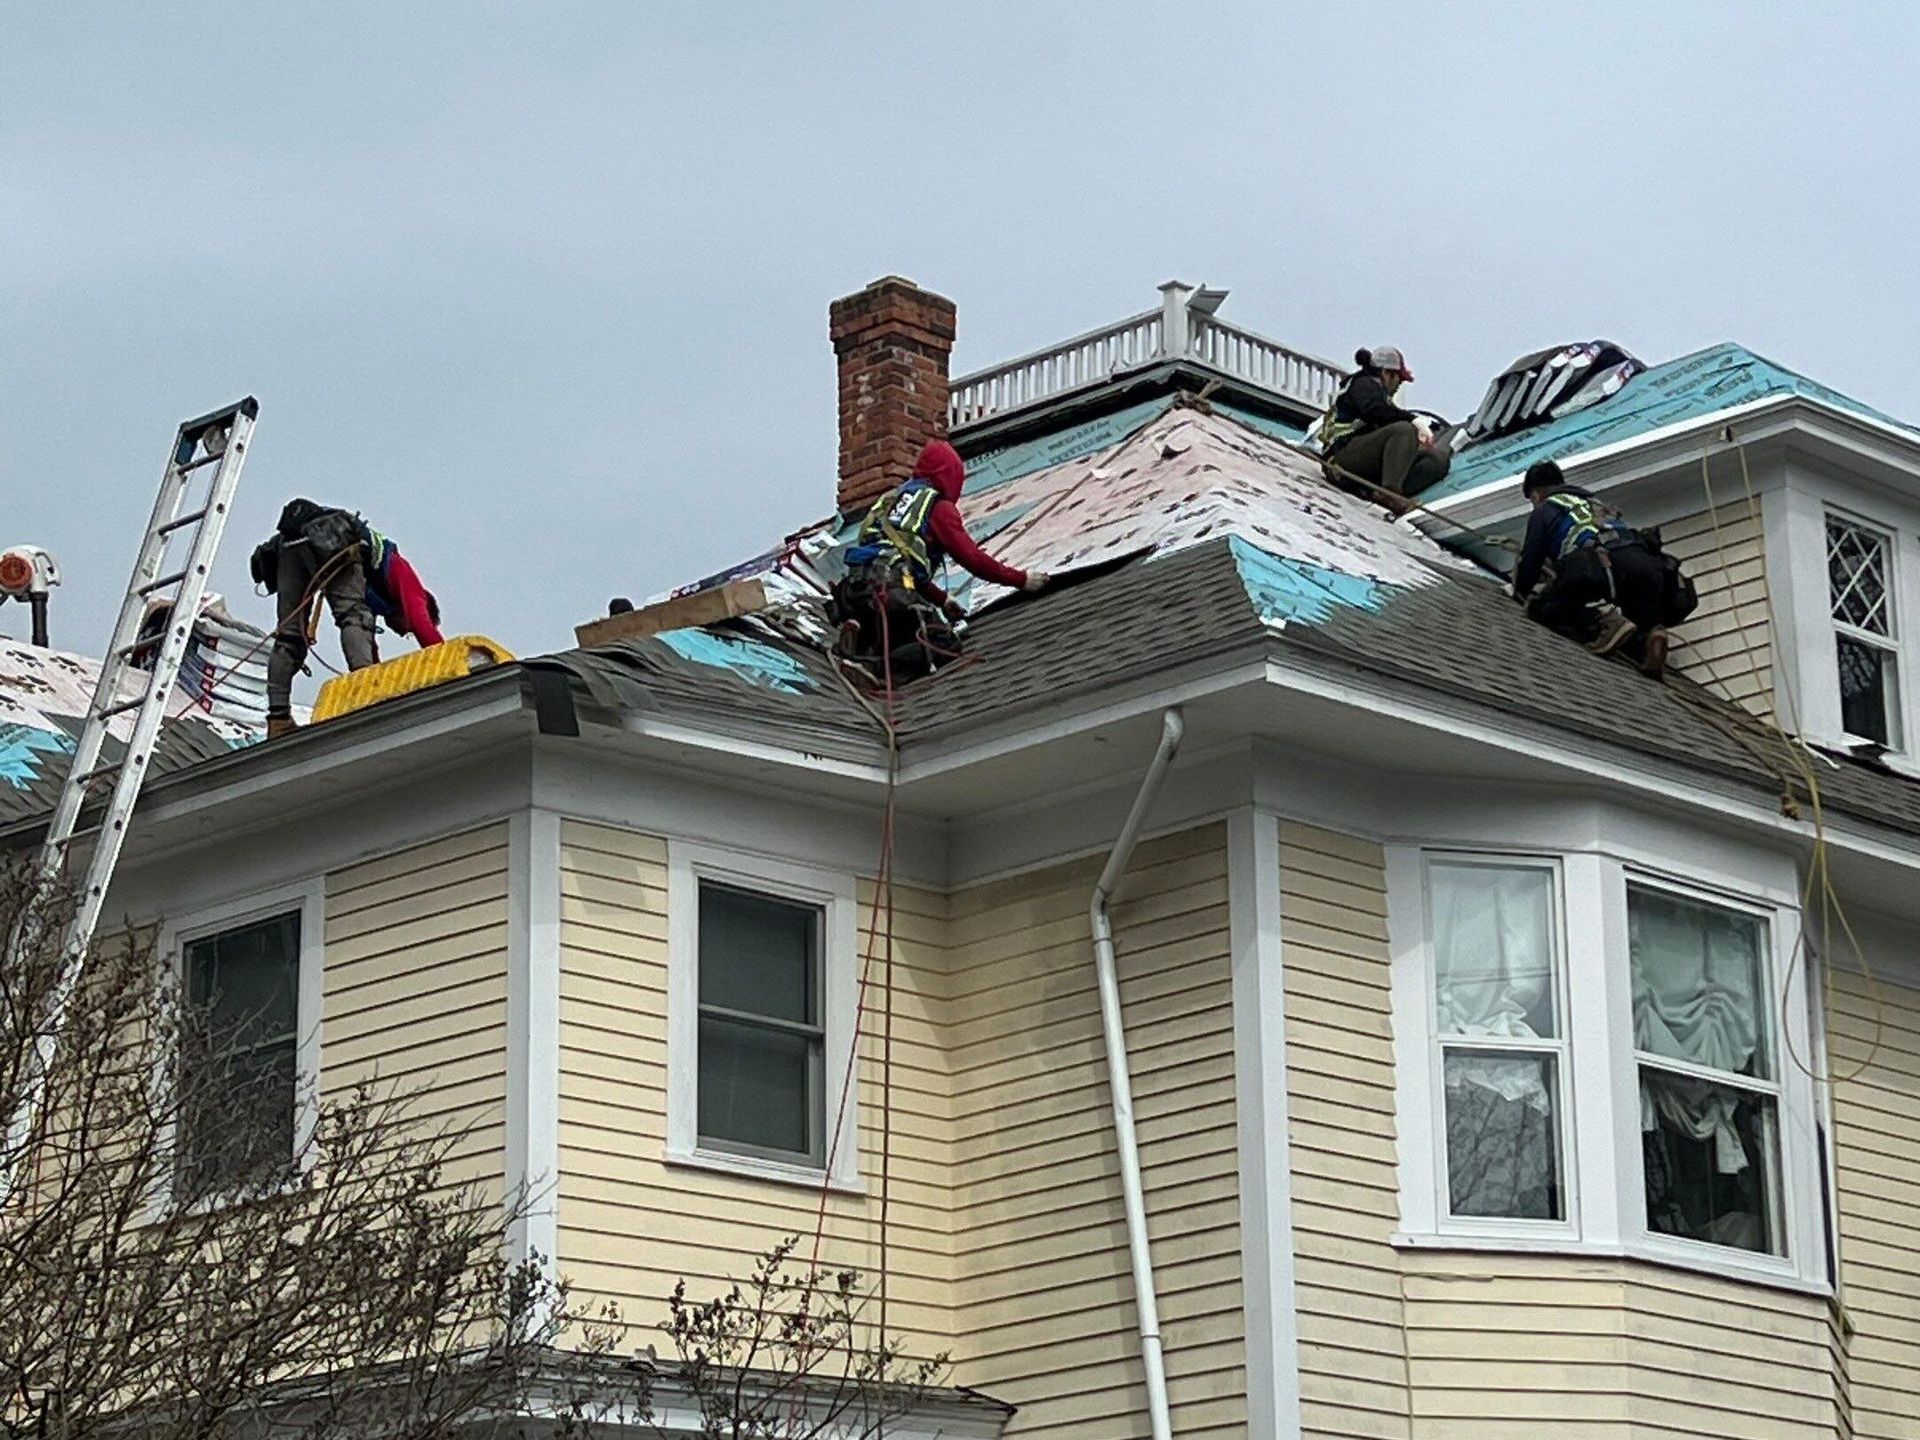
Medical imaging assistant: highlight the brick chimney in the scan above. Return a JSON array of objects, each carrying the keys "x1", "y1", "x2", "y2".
[{"x1": 829, "y1": 276, "x2": 957, "y2": 516}]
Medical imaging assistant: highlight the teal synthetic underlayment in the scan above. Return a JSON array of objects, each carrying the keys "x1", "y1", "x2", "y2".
[
  {"x1": 657, "y1": 629, "x2": 813, "y2": 693},
  {"x1": 961, "y1": 397, "x2": 1175, "y2": 494},
  {"x1": 1427, "y1": 342, "x2": 1915, "y2": 502},
  {"x1": 0, "y1": 722, "x2": 73, "y2": 790},
  {"x1": 1212, "y1": 401, "x2": 1310, "y2": 445},
  {"x1": 1228, "y1": 535, "x2": 1396, "y2": 628}
]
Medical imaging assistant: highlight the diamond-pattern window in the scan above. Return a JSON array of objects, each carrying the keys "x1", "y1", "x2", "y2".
[{"x1": 1828, "y1": 516, "x2": 1892, "y2": 636}]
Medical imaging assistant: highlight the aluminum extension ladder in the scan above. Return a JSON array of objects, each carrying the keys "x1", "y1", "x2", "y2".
[
  {"x1": 35, "y1": 397, "x2": 258, "y2": 953},
  {"x1": 2, "y1": 399, "x2": 258, "y2": 1184}
]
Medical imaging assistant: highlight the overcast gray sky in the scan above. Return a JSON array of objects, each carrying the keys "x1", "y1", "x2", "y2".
[{"x1": 7, "y1": 2, "x2": 1917, "y2": 672}]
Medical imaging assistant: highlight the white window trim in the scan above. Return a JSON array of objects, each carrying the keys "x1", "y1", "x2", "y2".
[
  {"x1": 1824, "y1": 506, "x2": 1903, "y2": 751},
  {"x1": 1388, "y1": 842, "x2": 1828, "y2": 1294},
  {"x1": 149, "y1": 876, "x2": 326, "y2": 1218},
  {"x1": 1406, "y1": 852, "x2": 1578, "y2": 1242},
  {"x1": 666, "y1": 840, "x2": 861, "y2": 1193}
]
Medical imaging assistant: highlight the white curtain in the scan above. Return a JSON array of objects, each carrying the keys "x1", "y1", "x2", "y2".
[
  {"x1": 1432, "y1": 865, "x2": 1557, "y2": 1217},
  {"x1": 1433, "y1": 864, "x2": 1555, "y2": 1108},
  {"x1": 1629, "y1": 889, "x2": 1765, "y2": 1173}
]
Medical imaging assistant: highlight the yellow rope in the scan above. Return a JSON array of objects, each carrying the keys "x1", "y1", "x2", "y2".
[{"x1": 1686, "y1": 439, "x2": 1885, "y2": 1085}]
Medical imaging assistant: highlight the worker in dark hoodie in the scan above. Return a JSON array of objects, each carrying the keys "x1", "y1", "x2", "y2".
[
  {"x1": 1316, "y1": 345, "x2": 1452, "y2": 507},
  {"x1": 251, "y1": 499, "x2": 444, "y2": 737},
  {"x1": 831, "y1": 440, "x2": 1047, "y2": 673},
  {"x1": 1512, "y1": 460, "x2": 1696, "y2": 678}
]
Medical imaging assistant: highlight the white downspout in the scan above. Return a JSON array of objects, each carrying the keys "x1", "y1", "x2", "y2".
[{"x1": 1090, "y1": 707, "x2": 1185, "y2": 1440}]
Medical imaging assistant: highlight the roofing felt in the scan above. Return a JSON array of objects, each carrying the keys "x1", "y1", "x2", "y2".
[{"x1": 1428, "y1": 342, "x2": 1916, "y2": 503}]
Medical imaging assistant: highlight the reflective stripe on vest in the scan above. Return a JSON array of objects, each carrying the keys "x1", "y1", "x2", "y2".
[
  {"x1": 1315, "y1": 399, "x2": 1361, "y2": 452},
  {"x1": 1547, "y1": 491, "x2": 1606, "y2": 558},
  {"x1": 363, "y1": 525, "x2": 393, "y2": 574},
  {"x1": 857, "y1": 481, "x2": 940, "y2": 576}
]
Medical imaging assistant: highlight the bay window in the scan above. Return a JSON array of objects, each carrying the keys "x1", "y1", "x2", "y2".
[{"x1": 1390, "y1": 842, "x2": 1824, "y2": 1290}]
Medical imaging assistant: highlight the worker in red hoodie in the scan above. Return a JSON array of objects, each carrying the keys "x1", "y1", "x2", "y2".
[{"x1": 833, "y1": 440, "x2": 1047, "y2": 672}]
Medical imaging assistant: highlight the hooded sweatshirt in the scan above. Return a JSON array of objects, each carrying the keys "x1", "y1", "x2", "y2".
[{"x1": 912, "y1": 441, "x2": 1029, "y2": 592}]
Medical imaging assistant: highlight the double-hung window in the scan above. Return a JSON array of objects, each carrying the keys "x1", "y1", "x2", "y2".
[
  {"x1": 695, "y1": 882, "x2": 826, "y2": 1166},
  {"x1": 1426, "y1": 859, "x2": 1568, "y2": 1224},
  {"x1": 1628, "y1": 881, "x2": 1782, "y2": 1256},
  {"x1": 1826, "y1": 511, "x2": 1901, "y2": 749},
  {"x1": 667, "y1": 843, "x2": 857, "y2": 1189},
  {"x1": 177, "y1": 908, "x2": 305, "y2": 1202}
]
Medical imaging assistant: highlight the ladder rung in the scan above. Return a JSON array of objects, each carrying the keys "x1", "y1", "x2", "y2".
[
  {"x1": 177, "y1": 451, "x2": 225, "y2": 475},
  {"x1": 137, "y1": 569, "x2": 190, "y2": 596},
  {"x1": 157, "y1": 507, "x2": 211, "y2": 536},
  {"x1": 98, "y1": 696, "x2": 147, "y2": 720},
  {"x1": 69, "y1": 760, "x2": 122, "y2": 789}
]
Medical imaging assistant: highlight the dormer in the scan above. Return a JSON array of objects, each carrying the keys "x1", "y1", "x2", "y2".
[{"x1": 1424, "y1": 343, "x2": 1920, "y2": 768}]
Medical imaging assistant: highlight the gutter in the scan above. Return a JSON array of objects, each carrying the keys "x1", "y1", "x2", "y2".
[{"x1": 1089, "y1": 707, "x2": 1185, "y2": 1440}]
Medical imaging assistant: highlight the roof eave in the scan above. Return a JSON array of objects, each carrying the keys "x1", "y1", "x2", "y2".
[{"x1": 1426, "y1": 392, "x2": 1920, "y2": 528}]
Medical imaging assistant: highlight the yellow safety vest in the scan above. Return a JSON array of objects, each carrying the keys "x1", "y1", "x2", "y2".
[{"x1": 856, "y1": 481, "x2": 941, "y2": 577}]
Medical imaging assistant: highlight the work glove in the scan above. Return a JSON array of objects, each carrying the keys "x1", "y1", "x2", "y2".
[
  {"x1": 1022, "y1": 571, "x2": 1051, "y2": 593},
  {"x1": 942, "y1": 598, "x2": 965, "y2": 622}
]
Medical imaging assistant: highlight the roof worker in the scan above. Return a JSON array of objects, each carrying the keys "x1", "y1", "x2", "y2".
[
  {"x1": 1512, "y1": 461, "x2": 1697, "y2": 678},
  {"x1": 829, "y1": 440, "x2": 1048, "y2": 678},
  {"x1": 1315, "y1": 347, "x2": 1452, "y2": 510},
  {"x1": 250, "y1": 499, "x2": 445, "y2": 738}
]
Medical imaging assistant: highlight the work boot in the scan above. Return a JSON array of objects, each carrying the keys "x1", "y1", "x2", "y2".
[
  {"x1": 1639, "y1": 626, "x2": 1670, "y2": 679},
  {"x1": 1586, "y1": 613, "x2": 1636, "y2": 657},
  {"x1": 266, "y1": 713, "x2": 300, "y2": 740}
]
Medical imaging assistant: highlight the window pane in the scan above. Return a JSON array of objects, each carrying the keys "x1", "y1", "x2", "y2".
[
  {"x1": 1444, "y1": 1049, "x2": 1561, "y2": 1220},
  {"x1": 1430, "y1": 863, "x2": 1557, "y2": 1038},
  {"x1": 697, "y1": 1016, "x2": 820, "y2": 1161},
  {"x1": 179, "y1": 1039, "x2": 297, "y2": 1200},
  {"x1": 1827, "y1": 516, "x2": 1891, "y2": 634},
  {"x1": 185, "y1": 911, "x2": 299, "y2": 1053},
  {"x1": 698, "y1": 884, "x2": 819, "y2": 1025},
  {"x1": 1837, "y1": 634, "x2": 1896, "y2": 746},
  {"x1": 1628, "y1": 886, "x2": 1769, "y2": 1080},
  {"x1": 1641, "y1": 1067, "x2": 1780, "y2": 1255}
]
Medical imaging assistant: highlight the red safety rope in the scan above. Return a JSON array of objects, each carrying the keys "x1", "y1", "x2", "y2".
[{"x1": 807, "y1": 580, "x2": 901, "y2": 1397}]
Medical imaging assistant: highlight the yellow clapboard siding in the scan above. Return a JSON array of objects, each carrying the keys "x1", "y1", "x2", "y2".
[
  {"x1": 1831, "y1": 965, "x2": 1920, "y2": 1440},
  {"x1": 1663, "y1": 497, "x2": 1775, "y2": 720},
  {"x1": 942, "y1": 823, "x2": 1244, "y2": 1438},
  {"x1": 320, "y1": 824, "x2": 510, "y2": 1206},
  {"x1": 553, "y1": 820, "x2": 959, "y2": 1366}
]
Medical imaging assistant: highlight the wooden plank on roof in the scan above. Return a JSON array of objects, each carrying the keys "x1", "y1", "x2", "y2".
[{"x1": 572, "y1": 578, "x2": 767, "y2": 648}]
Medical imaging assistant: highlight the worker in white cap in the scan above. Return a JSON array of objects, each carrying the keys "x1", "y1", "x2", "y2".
[{"x1": 1314, "y1": 345, "x2": 1451, "y2": 507}]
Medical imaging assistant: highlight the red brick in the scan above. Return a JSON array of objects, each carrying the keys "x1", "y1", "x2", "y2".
[{"x1": 829, "y1": 276, "x2": 955, "y2": 515}]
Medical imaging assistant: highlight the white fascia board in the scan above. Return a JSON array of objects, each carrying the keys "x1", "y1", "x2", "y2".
[
  {"x1": 1259, "y1": 656, "x2": 1920, "y2": 877},
  {"x1": 1428, "y1": 393, "x2": 1920, "y2": 522},
  {"x1": 623, "y1": 715, "x2": 889, "y2": 784}
]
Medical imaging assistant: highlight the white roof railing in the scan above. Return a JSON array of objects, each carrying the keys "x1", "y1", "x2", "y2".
[{"x1": 949, "y1": 281, "x2": 1346, "y2": 430}]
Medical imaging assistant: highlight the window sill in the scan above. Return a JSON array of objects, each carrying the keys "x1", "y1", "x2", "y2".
[
  {"x1": 665, "y1": 1146, "x2": 864, "y2": 1196},
  {"x1": 1391, "y1": 1229, "x2": 1832, "y2": 1299}
]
